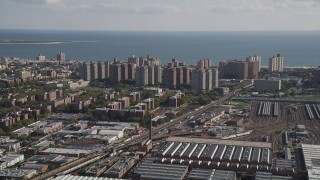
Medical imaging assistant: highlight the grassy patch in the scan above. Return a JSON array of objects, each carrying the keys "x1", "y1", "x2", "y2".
[
  {"x1": 295, "y1": 95, "x2": 320, "y2": 100},
  {"x1": 229, "y1": 101, "x2": 249, "y2": 107}
]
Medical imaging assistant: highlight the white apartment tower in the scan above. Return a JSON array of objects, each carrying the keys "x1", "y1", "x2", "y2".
[{"x1": 269, "y1": 54, "x2": 284, "y2": 72}]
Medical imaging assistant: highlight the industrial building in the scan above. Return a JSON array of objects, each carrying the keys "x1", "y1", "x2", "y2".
[
  {"x1": 0, "y1": 168, "x2": 36, "y2": 180},
  {"x1": 52, "y1": 175, "x2": 126, "y2": 180},
  {"x1": 156, "y1": 137, "x2": 272, "y2": 164},
  {"x1": 254, "y1": 79, "x2": 281, "y2": 92},
  {"x1": 39, "y1": 148, "x2": 92, "y2": 158},
  {"x1": 133, "y1": 137, "x2": 297, "y2": 179},
  {"x1": 134, "y1": 160, "x2": 188, "y2": 180},
  {"x1": 301, "y1": 144, "x2": 320, "y2": 180},
  {"x1": 187, "y1": 168, "x2": 236, "y2": 180}
]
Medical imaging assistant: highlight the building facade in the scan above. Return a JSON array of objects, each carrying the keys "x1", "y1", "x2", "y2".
[
  {"x1": 97, "y1": 61, "x2": 105, "y2": 80},
  {"x1": 57, "y1": 52, "x2": 65, "y2": 64},
  {"x1": 269, "y1": 54, "x2": 284, "y2": 72},
  {"x1": 254, "y1": 79, "x2": 281, "y2": 92},
  {"x1": 246, "y1": 56, "x2": 261, "y2": 79},
  {"x1": 219, "y1": 60, "x2": 248, "y2": 79},
  {"x1": 164, "y1": 59, "x2": 190, "y2": 89},
  {"x1": 79, "y1": 62, "x2": 91, "y2": 81}
]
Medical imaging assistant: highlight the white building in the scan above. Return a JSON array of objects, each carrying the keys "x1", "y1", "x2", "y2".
[
  {"x1": 269, "y1": 54, "x2": 284, "y2": 72},
  {"x1": 301, "y1": 144, "x2": 320, "y2": 180},
  {"x1": 0, "y1": 154, "x2": 24, "y2": 170},
  {"x1": 98, "y1": 129, "x2": 124, "y2": 138}
]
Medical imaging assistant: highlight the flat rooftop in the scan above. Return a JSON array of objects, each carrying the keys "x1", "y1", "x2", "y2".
[
  {"x1": 166, "y1": 136, "x2": 272, "y2": 149},
  {"x1": 41, "y1": 148, "x2": 92, "y2": 155},
  {"x1": 52, "y1": 175, "x2": 126, "y2": 180},
  {"x1": 301, "y1": 144, "x2": 320, "y2": 180}
]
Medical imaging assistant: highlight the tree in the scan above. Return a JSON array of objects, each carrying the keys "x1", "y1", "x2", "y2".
[{"x1": 0, "y1": 129, "x2": 5, "y2": 136}]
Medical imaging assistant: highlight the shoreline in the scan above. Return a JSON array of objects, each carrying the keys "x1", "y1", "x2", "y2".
[
  {"x1": 0, "y1": 42, "x2": 68, "y2": 45},
  {"x1": 0, "y1": 40, "x2": 97, "y2": 45},
  {"x1": 0, "y1": 40, "x2": 70, "y2": 45}
]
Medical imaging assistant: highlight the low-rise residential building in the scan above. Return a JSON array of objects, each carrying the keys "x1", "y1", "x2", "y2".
[
  {"x1": 130, "y1": 92, "x2": 141, "y2": 102},
  {"x1": 107, "y1": 101, "x2": 122, "y2": 110},
  {"x1": 117, "y1": 97, "x2": 130, "y2": 108},
  {"x1": 35, "y1": 122, "x2": 63, "y2": 135},
  {"x1": 143, "y1": 98, "x2": 155, "y2": 110},
  {"x1": 13, "y1": 127, "x2": 33, "y2": 137},
  {"x1": 0, "y1": 137, "x2": 21, "y2": 152}
]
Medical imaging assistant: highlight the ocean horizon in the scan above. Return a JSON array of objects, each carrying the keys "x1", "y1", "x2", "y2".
[{"x1": 0, "y1": 29, "x2": 320, "y2": 67}]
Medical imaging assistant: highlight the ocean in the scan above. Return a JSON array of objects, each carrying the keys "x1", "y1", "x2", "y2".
[{"x1": 0, "y1": 29, "x2": 320, "y2": 67}]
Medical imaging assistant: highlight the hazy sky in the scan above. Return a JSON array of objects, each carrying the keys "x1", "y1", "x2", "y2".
[{"x1": 1, "y1": 0, "x2": 320, "y2": 31}]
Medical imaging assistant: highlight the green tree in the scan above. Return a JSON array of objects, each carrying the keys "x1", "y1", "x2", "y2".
[{"x1": 0, "y1": 129, "x2": 5, "y2": 136}]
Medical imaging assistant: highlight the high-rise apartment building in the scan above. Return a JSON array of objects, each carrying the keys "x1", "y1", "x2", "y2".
[
  {"x1": 128, "y1": 55, "x2": 139, "y2": 65},
  {"x1": 128, "y1": 63, "x2": 136, "y2": 79},
  {"x1": 57, "y1": 52, "x2": 65, "y2": 64},
  {"x1": 128, "y1": 55, "x2": 160, "y2": 66},
  {"x1": 154, "y1": 65, "x2": 162, "y2": 85},
  {"x1": 110, "y1": 63, "x2": 122, "y2": 83},
  {"x1": 246, "y1": 56, "x2": 261, "y2": 79},
  {"x1": 197, "y1": 58, "x2": 212, "y2": 69},
  {"x1": 109, "y1": 62, "x2": 137, "y2": 83},
  {"x1": 219, "y1": 60, "x2": 248, "y2": 79},
  {"x1": 121, "y1": 63, "x2": 128, "y2": 80},
  {"x1": 90, "y1": 62, "x2": 98, "y2": 80},
  {"x1": 192, "y1": 69, "x2": 206, "y2": 91},
  {"x1": 164, "y1": 59, "x2": 190, "y2": 89},
  {"x1": 212, "y1": 67, "x2": 219, "y2": 88},
  {"x1": 269, "y1": 54, "x2": 284, "y2": 72},
  {"x1": 148, "y1": 66, "x2": 155, "y2": 85},
  {"x1": 36, "y1": 54, "x2": 46, "y2": 61},
  {"x1": 97, "y1": 61, "x2": 105, "y2": 80},
  {"x1": 191, "y1": 67, "x2": 219, "y2": 91},
  {"x1": 136, "y1": 66, "x2": 149, "y2": 86},
  {"x1": 105, "y1": 61, "x2": 111, "y2": 78},
  {"x1": 136, "y1": 65, "x2": 162, "y2": 86},
  {"x1": 164, "y1": 67, "x2": 177, "y2": 89},
  {"x1": 79, "y1": 62, "x2": 91, "y2": 81}
]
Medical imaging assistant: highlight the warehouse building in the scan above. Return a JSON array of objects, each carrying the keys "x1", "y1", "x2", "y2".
[
  {"x1": 187, "y1": 168, "x2": 236, "y2": 180},
  {"x1": 134, "y1": 161, "x2": 188, "y2": 180},
  {"x1": 301, "y1": 144, "x2": 320, "y2": 180},
  {"x1": 52, "y1": 175, "x2": 126, "y2": 180},
  {"x1": 155, "y1": 137, "x2": 272, "y2": 167}
]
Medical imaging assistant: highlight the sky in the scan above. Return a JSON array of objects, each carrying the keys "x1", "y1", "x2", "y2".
[{"x1": 1, "y1": 0, "x2": 320, "y2": 31}]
